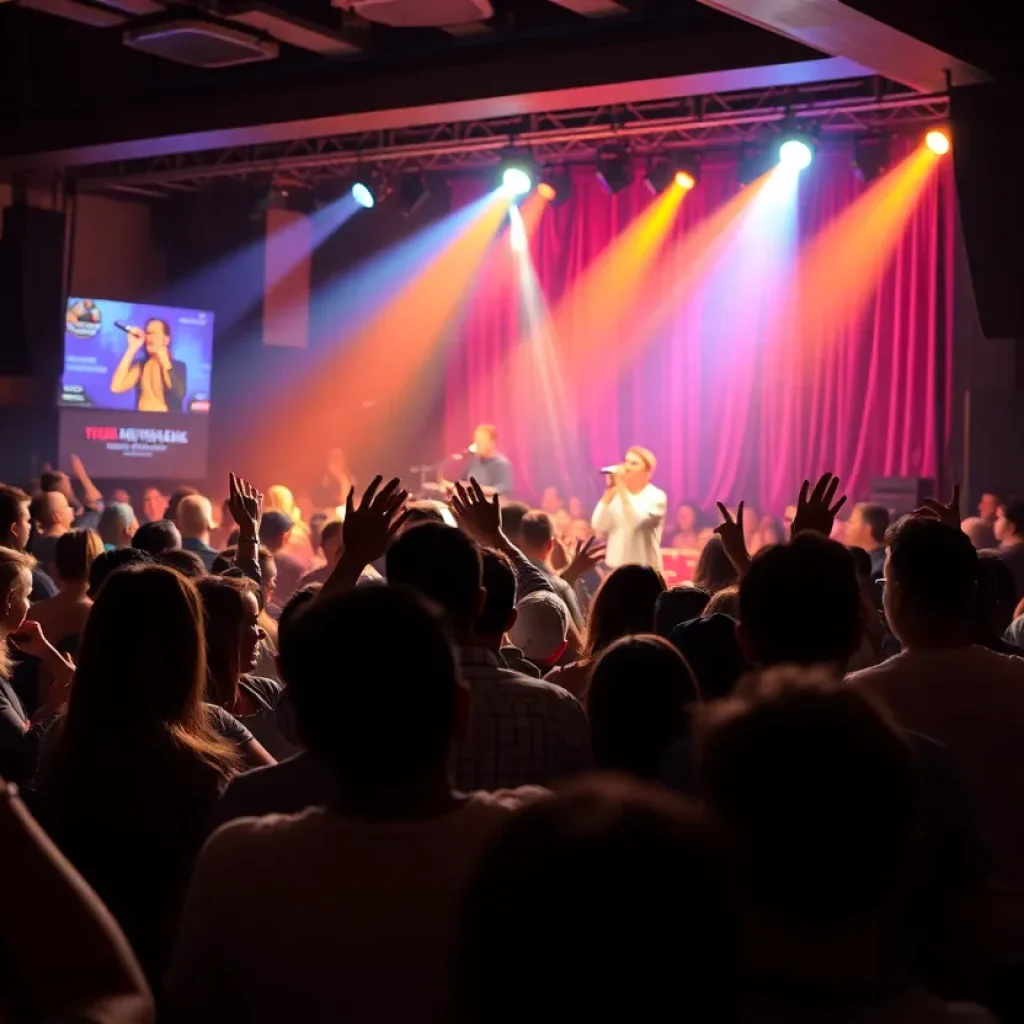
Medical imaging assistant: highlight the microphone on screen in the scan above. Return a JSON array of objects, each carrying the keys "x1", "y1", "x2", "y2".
[
  {"x1": 113, "y1": 320, "x2": 137, "y2": 334},
  {"x1": 599, "y1": 465, "x2": 622, "y2": 475}
]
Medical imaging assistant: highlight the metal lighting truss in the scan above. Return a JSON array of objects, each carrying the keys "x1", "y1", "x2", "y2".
[{"x1": 77, "y1": 78, "x2": 949, "y2": 196}]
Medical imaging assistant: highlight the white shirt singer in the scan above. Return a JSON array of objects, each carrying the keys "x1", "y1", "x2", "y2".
[{"x1": 591, "y1": 446, "x2": 667, "y2": 570}]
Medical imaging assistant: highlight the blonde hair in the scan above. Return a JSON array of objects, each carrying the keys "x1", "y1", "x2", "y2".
[
  {"x1": 0, "y1": 546, "x2": 36, "y2": 679},
  {"x1": 627, "y1": 445, "x2": 657, "y2": 474},
  {"x1": 265, "y1": 485, "x2": 300, "y2": 523}
]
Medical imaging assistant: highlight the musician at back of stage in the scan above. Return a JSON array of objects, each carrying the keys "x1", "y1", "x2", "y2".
[
  {"x1": 591, "y1": 445, "x2": 667, "y2": 569},
  {"x1": 463, "y1": 424, "x2": 514, "y2": 497}
]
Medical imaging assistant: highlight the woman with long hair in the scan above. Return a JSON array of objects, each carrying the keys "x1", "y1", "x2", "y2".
[
  {"x1": 545, "y1": 564, "x2": 666, "y2": 700},
  {"x1": 0, "y1": 547, "x2": 73, "y2": 782},
  {"x1": 197, "y1": 575, "x2": 294, "y2": 762},
  {"x1": 693, "y1": 534, "x2": 739, "y2": 595},
  {"x1": 36, "y1": 563, "x2": 240, "y2": 989}
]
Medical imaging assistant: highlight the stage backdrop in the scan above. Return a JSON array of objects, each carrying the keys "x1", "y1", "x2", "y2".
[{"x1": 444, "y1": 140, "x2": 955, "y2": 516}]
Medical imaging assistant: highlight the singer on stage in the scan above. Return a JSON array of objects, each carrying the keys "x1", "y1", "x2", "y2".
[
  {"x1": 463, "y1": 424, "x2": 514, "y2": 497},
  {"x1": 591, "y1": 445, "x2": 667, "y2": 569},
  {"x1": 110, "y1": 318, "x2": 187, "y2": 413}
]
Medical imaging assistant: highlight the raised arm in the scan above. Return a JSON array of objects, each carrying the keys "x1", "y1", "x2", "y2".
[
  {"x1": 110, "y1": 329, "x2": 144, "y2": 395},
  {"x1": 450, "y1": 479, "x2": 555, "y2": 600}
]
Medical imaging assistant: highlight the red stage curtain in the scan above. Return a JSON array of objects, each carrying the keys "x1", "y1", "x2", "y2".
[{"x1": 444, "y1": 142, "x2": 955, "y2": 516}]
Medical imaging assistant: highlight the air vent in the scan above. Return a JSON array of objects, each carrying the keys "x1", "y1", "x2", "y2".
[
  {"x1": 123, "y1": 20, "x2": 279, "y2": 67},
  {"x1": 336, "y1": 0, "x2": 493, "y2": 28}
]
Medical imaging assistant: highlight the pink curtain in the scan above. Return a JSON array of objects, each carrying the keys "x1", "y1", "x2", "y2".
[{"x1": 444, "y1": 142, "x2": 955, "y2": 515}]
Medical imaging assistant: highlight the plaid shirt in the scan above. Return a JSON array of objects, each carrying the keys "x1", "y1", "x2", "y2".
[{"x1": 454, "y1": 646, "x2": 593, "y2": 792}]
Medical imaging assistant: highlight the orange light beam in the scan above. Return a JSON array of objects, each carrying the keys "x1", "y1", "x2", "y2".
[
  {"x1": 784, "y1": 145, "x2": 940, "y2": 353},
  {"x1": 574, "y1": 172, "x2": 773, "y2": 396},
  {"x1": 550, "y1": 184, "x2": 687, "y2": 372},
  {"x1": 267, "y1": 191, "x2": 510, "y2": 472}
]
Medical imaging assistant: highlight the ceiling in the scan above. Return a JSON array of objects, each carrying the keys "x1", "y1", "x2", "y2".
[{"x1": 0, "y1": 0, "x2": 996, "y2": 180}]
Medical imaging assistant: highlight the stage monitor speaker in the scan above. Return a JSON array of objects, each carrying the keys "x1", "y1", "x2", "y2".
[
  {"x1": 949, "y1": 82, "x2": 1024, "y2": 341},
  {"x1": 868, "y1": 477, "x2": 934, "y2": 518},
  {"x1": 0, "y1": 201, "x2": 66, "y2": 387}
]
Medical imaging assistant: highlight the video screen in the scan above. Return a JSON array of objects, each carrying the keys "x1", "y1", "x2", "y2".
[{"x1": 58, "y1": 298, "x2": 215, "y2": 479}]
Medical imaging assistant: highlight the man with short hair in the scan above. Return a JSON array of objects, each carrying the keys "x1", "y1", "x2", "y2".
[
  {"x1": 477, "y1": 548, "x2": 539, "y2": 678},
  {"x1": 177, "y1": 494, "x2": 218, "y2": 571},
  {"x1": 980, "y1": 491, "x2": 1002, "y2": 525},
  {"x1": 167, "y1": 585, "x2": 541, "y2": 1024},
  {"x1": 141, "y1": 487, "x2": 168, "y2": 524},
  {"x1": 28, "y1": 491, "x2": 75, "y2": 577},
  {"x1": 0, "y1": 485, "x2": 56, "y2": 601},
  {"x1": 131, "y1": 519, "x2": 181, "y2": 556},
  {"x1": 386, "y1": 521, "x2": 591, "y2": 791},
  {"x1": 259, "y1": 510, "x2": 303, "y2": 616},
  {"x1": 297, "y1": 519, "x2": 344, "y2": 588},
  {"x1": 850, "y1": 516, "x2": 1024, "y2": 978},
  {"x1": 518, "y1": 510, "x2": 584, "y2": 630},
  {"x1": 995, "y1": 498, "x2": 1024, "y2": 601},
  {"x1": 738, "y1": 533, "x2": 863, "y2": 670},
  {"x1": 845, "y1": 501, "x2": 890, "y2": 579},
  {"x1": 591, "y1": 445, "x2": 666, "y2": 569},
  {"x1": 463, "y1": 424, "x2": 513, "y2": 497}
]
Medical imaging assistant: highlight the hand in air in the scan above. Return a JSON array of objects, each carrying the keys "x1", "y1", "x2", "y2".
[
  {"x1": 450, "y1": 478, "x2": 503, "y2": 547},
  {"x1": 913, "y1": 483, "x2": 961, "y2": 530},
  {"x1": 125, "y1": 327, "x2": 145, "y2": 353},
  {"x1": 715, "y1": 501, "x2": 751, "y2": 573},
  {"x1": 227, "y1": 473, "x2": 263, "y2": 534},
  {"x1": 343, "y1": 476, "x2": 410, "y2": 566},
  {"x1": 560, "y1": 535, "x2": 608, "y2": 585},
  {"x1": 791, "y1": 473, "x2": 847, "y2": 538}
]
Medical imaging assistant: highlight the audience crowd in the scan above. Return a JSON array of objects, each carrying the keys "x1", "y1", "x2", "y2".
[{"x1": 2, "y1": 459, "x2": 1024, "y2": 1022}]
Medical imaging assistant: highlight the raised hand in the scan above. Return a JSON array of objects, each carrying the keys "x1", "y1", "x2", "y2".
[
  {"x1": 227, "y1": 473, "x2": 263, "y2": 534},
  {"x1": 125, "y1": 326, "x2": 145, "y2": 353},
  {"x1": 342, "y1": 475, "x2": 410, "y2": 566},
  {"x1": 450, "y1": 477, "x2": 503, "y2": 546},
  {"x1": 913, "y1": 483, "x2": 961, "y2": 530},
  {"x1": 560, "y1": 535, "x2": 608, "y2": 585},
  {"x1": 791, "y1": 472, "x2": 847, "y2": 538},
  {"x1": 715, "y1": 501, "x2": 751, "y2": 573}
]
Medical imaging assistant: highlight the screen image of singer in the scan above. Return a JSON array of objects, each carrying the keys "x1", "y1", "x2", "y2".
[
  {"x1": 61, "y1": 298, "x2": 213, "y2": 413},
  {"x1": 58, "y1": 298, "x2": 215, "y2": 480}
]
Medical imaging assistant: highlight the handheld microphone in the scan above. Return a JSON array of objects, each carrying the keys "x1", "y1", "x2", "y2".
[
  {"x1": 113, "y1": 320, "x2": 136, "y2": 334},
  {"x1": 599, "y1": 465, "x2": 622, "y2": 475},
  {"x1": 468, "y1": 443, "x2": 478, "y2": 454}
]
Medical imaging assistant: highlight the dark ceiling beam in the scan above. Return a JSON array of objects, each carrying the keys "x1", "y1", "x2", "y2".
[
  {"x1": 695, "y1": 0, "x2": 989, "y2": 93},
  {"x1": 0, "y1": 25, "x2": 860, "y2": 172}
]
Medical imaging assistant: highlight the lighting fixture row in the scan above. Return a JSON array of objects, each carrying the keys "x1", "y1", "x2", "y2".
[{"x1": 341, "y1": 126, "x2": 952, "y2": 213}]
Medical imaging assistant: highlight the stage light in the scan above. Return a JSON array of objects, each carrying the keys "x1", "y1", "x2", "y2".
[
  {"x1": 926, "y1": 128, "x2": 951, "y2": 155},
  {"x1": 397, "y1": 172, "x2": 430, "y2": 216},
  {"x1": 595, "y1": 145, "x2": 632, "y2": 195},
  {"x1": 779, "y1": 137, "x2": 813, "y2": 170},
  {"x1": 352, "y1": 182, "x2": 375, "y2": 208},
  {"x1": 853, "y1": 135, "x2": 890, "y2": 185},
  {"x1": 537, "y1": 167, "x2": 570, "y2": 205},
  {"x1": 674, "y1": 155, "x2": 700, "y2": 191},
  {"x1": 497, "y1": 153, "x2": 537, "y2": 198},
  {"x1": 643, "y1": 159, "x2": 674, "y2": 196},
  {"x1": 502, "y1": 167, "x2": 532, "y2": 195}
]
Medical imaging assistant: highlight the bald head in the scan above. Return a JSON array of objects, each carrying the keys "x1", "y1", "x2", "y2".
[
  {"x1": 35, "y1": 490, "x2": 74, "y2": 531},
  {"x1": 177, "y1": 494, "x2": 213, "y2": 540}
]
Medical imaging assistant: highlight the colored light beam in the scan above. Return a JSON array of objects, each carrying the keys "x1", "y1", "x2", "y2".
[
  {"x1": 164, "y1": 192, "x2": 359, "y2": 331},
  {"x1": 551, "y1": 183, "x2": 687, "y2": 374},
  {"x1": 264, "y1": 190, "x2": 510, "y2": 476},
  {"x1": 784, "y1": 144, "x2": 940, "y2": 356},
  {"x1": 506, "y1": 203, "x2": 575, "y2": 485},
  {"x1": 576, "y1": 171, "x2": 773, "y2": 399}
]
